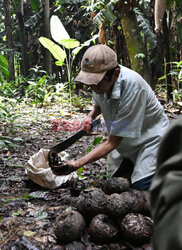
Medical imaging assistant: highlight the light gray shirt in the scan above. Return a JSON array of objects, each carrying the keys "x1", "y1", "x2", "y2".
[{"x1": 92, "y1": 65, "x2": 169, "y2": 183}]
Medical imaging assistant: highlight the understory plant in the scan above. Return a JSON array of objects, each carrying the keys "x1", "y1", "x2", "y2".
[
  {"x1": 39, "y1": 15, "x2": 98, "y2": 105},
  {"x1": 158, "y1": 60, "x2": 182, "y2": 104},
  {"x1": 25, "y1": 66, "x2": 57, "y2": 106},
  {"x1": 169, "y1": 60, "x2": 182, "y2": 103}
]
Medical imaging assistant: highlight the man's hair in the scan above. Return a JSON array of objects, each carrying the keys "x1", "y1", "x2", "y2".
[{"x1": 105, "y1": 65, "x2": 120, "y2": 80}]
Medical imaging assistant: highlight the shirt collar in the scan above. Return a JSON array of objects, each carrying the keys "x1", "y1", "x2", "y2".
[{"x1": 110, "y1": 68, "x2": 122, "y2": 99}]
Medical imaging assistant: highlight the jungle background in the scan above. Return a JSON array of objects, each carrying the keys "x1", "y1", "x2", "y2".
[{"x1": 0, "y1": 0, "x2": 182, "y2": 249}]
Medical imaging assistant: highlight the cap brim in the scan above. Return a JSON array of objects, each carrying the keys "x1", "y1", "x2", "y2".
[{"x1": 74, "y1": 70, "x2": 106, "y2": 85}]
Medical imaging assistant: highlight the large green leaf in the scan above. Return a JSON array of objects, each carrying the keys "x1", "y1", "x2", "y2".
[
  {"x1": 50, "y1": 15, "x2": 70, "y2": 44},
  {"x1": 30, "y1": 0, "x2": 40, "y2": 12},
  {"x1": 72, "y1": 34, "x2": 99, "y2": 56},
  {"x1": 0, "y1": 55, "x2": 10, "y2": 79},
  {"x1": 60, "y1": 39, "x2": 80, "y2": 49},
  {"x1": 39, "y1": 37, "x2": 66, "y2": 62},
  {"x1": 55, "y1": 61, "x2": 65, "y2": 66}
]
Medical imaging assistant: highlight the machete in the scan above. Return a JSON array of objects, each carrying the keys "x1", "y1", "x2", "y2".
[
  {"x1": 48, "y1": 118, "x2": 101, "y2": 175},
  {"x1": 49, "y1": 118, "x2": 101, "y2": 153}
]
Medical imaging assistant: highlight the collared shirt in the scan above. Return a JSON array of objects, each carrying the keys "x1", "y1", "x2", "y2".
[{"x1": 92, "y1": 65, "x2": 169, "y2": 183}]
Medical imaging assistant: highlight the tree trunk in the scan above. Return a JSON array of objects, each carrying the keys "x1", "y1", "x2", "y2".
[
  {"x1": 42, "y1": 0, "x2": 52, "y2": 75},
  {"x1": 17, "y1": 1, "x2": 30, "y2": 77},
  {"x1": 162, "y1": 13, "x2": 173, "y2": 101},
  {"x1": 147, "y1": 0, "x2": 164, "y2": 89},
  {"x1": 121, "y1": 11, "x2": 152, "y2": 86},
  {"x1": 113, "y1": 21, "x2": 131, "y2": 68},
  {"x1": 3, "y1": 0, "x2": 15, "y2": 80}
]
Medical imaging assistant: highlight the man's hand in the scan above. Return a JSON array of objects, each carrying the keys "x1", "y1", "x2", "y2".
[
  {"x1": 82, "y1": 116, "x2": 93, "y2": 132},
  {"x1": 82, "y1": 105, "x2": 101, "y2": 133},
  {"x1": 51, "y1": 162, "x2": 79, "y2": 176}
]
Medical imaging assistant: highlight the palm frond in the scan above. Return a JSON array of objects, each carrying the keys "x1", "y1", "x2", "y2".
[{"x1": 134, "y1": 8, "x2": 157, "y2": 49}]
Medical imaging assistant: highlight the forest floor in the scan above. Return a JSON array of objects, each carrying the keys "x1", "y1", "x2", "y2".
[{"x1": 0, "y1": 99, "x2": 181, "y2": 250}]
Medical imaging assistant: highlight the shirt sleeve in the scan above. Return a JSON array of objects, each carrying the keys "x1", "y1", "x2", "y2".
[{"x1": 110, "y1": 87, "x2": 147, "y2": 138}]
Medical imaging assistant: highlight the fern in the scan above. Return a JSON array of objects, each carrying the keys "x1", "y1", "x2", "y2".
[{"x1": 134, "y1": 8, "x2": 157, "y2": 49}]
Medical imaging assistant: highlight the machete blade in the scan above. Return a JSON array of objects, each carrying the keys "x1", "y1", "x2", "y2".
[{"x1": 49, "y1": 118, "x2": 101, "y2": 153}]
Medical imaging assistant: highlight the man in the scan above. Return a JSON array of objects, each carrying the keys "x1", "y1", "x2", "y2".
[
  {"x1": 66, "y1": 44, "x2": 169, "y2": 190},
  {"x1": 150, "y1": 117, "x2": 182, "y2": 249}
]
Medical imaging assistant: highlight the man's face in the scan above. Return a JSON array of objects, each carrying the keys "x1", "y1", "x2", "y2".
[
  {"x1": 90, "y1": 68, "x2": 120, "y2": 94},
  {"x1": 90, "y1": 76, "x2": 112, "y2": 94}
]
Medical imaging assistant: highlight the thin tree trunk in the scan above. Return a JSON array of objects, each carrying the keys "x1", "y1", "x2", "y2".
[
  {"x1": 113, "y1": 21, "x2": 131, "y2": 68},
  {"x1": 42, "y1": 0, "x2": 52, "y2": 74},
  {"x1": 3, "y1": 0, "x2": 15, "y2": 80},
  {"x1": 148, "y1": 0, "x2": 164, "y2": 89},
  {"x1": 17, "y1": 1, "x2": 30, "y2": 77},
  {"x1": 162, "y1": 13, "x2": 173, "y2": 101}
]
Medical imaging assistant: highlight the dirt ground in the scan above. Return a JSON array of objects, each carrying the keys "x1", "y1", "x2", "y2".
[{"x1": 0, "y1": 105, "x2": 181, "y2": 250}]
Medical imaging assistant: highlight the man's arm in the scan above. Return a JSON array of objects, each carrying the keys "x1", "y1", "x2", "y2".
[{"x1": 67, "y1": 134, "x2": 122, "y2": 169}]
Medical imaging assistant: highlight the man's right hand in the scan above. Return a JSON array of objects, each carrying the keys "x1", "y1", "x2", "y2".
[{"x1": 82, "y1": 116, "x2": 93, "y2": 133}]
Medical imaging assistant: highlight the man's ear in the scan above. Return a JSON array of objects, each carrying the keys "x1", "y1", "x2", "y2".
[{"x1": 113, "y1": 68, "x2": 120, "y2": 82}]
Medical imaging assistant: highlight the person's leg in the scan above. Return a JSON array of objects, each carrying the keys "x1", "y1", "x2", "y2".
[
  {"x1": 113, "y1": 158, "x2": 134, "y2": 180},
  {"x1": 131, "y1": 174, "x2": 154, "y2": 191}
]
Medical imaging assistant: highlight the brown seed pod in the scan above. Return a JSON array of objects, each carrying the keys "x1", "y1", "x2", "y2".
[
  {"x1": 107, "y1": 193, "x2": 132, "y2": 218},
  {"x1": 120, "y1": 213, "x2": 153, "y2": 246},
  {"x1": 54, "y1": 207, "x2": 86, "y2": 244},
  {"x1": 107, "y1": 190, "x2": 150, "y2": 219},
  {"x1": 102, "y1": 177, "x2": 130, "y2": 195},
  {"x1": 75, "y1": 188, "x2": 107, "y2": 219},
  {"x1": 88, "y1": 214, "x2": 119, "y2": 244}
]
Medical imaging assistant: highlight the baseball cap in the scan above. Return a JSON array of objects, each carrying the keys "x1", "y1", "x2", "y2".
[{"x1": 75, "y1": 44, "x2": 118, "y2": 85}]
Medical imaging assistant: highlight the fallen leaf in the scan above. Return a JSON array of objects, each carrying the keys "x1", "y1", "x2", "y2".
[{"x1": 23, "y1": 231, "x2": 36, "y2": 237}]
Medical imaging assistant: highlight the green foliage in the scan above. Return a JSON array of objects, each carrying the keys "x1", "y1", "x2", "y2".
[
  {"x1": 39, "y1": 19, "x2": 80, "y2": 105},
  {"x1": 166, "y1": 0, "x2": 175, "y2": 8},
  {"x1": 169, "y1": 61, "x2": 182, "y2": 102},
  {"x1": 0, "y1": 65, "x2": 57, "y2": 107},
  {"x1": 12, "y1": 210, "x2": 22, "y2": 216},
  {"x1": 134, "y1": 8, "x2": 157, "y2": 49},
  {"x1": 157, "y1": 60, "x2": 182, "y2": 103},
  {"x1": 0, "y1": 76, "x2": 27, "y2": 99},
  {"x1": 0, "y1": 54, "x2": 10, "y2": 80},
  {"x1": 135, "y1": 53, "x2": 145, "y2": 59},
  {"x1": 77, "y1": 167, "x2": 87, "y2": 180},
  {"x1": 30, "y1": 0, "x2": 40, "y2": 12},
  {"x1": 56, "y1": 0, "x2": 86, "y2": 4},
  {"x1": 39, "y1": 37, "x2": 66, "y2": 62},
  {"x1": 25, "y1": 66, "x2": 57, "y2": 106},
  {"x1": 0, "y1": 106, "x2": 20, "y2": 133},
  {"x1": 0, "y1": 193, "x2": 34, "y2": 209},
  {"x1": 93, "y1": 136, "x2": 103, "y2": 146},
  {"x1": 0, "y1": 136, "x2": 18, "y2": 149},
  {"x1": 39, "y1": 15, "x2": 98, "y2": 104},
  {"x1": 89, "y1": 1, "x2": 119, "y2": 26},
  {"x1": 86, "y1": 136, "x2": 103, "y2": 153}
]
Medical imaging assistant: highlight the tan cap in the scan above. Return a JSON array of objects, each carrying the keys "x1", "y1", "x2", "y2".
[{"x1": 75, "y1": 44, "x2": 117, "y2": 85}]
